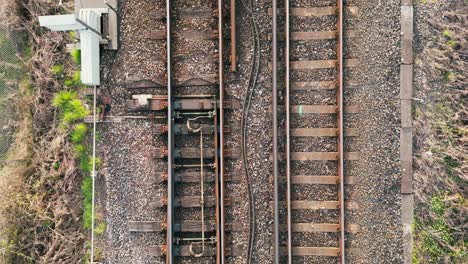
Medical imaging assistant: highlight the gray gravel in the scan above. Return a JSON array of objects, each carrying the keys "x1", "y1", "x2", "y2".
[{"x1": 95, "y1": 0, "x2": 405, "y2": 263}]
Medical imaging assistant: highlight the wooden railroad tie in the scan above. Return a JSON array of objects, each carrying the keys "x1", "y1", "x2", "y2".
[
  {"x1": 147, "y1": 244, "x2": 243, "y2": 257},
  {"x1": 154, "y1": 147, "x2": 241, "y2": 159},
  {"x1": 154, "y1": 171, "x2": 241, "y2": 183},
  {"x1": 128, "y1": 220, "x2": 244, "y2": 233}
]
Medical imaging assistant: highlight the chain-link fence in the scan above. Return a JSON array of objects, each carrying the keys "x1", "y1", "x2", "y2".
[{"x1": 0, "y1": 21, "x2": 23, "y2": 161}]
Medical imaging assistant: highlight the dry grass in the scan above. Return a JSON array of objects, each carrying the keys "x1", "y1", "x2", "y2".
[
  {"x1": 0, "y1": 0, "x2": 87, "y2": 263},
  {"x1": 412, "y1": 2, "x2": 467, "y2": 263}
]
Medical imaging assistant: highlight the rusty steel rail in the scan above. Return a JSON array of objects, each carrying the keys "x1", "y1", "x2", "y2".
[
  {"x1": 337, "y1": 0, "x2": 346, "y2": 262},
  {"x1": 165, "y1": 1, "x2": 226, "y2": 263},
  {"x1": 272, "y1": 0, "x2": 280, "y2": 263},
  {"x1": 165, "y1": 0, "x2": 174, "y2": 263},
  {"x1": 281, "y1": 0, "x2": 347, "y2": 263},
  {"x1": 218, "y1": 0, "x2": 225, "y2": 262},
  {"x1": 230, "y1": 0, "x2": 237, "y2": 72}
]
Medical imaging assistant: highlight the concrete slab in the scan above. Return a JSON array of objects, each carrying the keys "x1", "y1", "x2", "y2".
[
  {"x1": 401, "y1": 161, "x2": 413, "y2": 194},
  {"x1": 401, "y1": 194, "x2": 414, "y2": 264},
  {"x1": 401, "y1": 99, "x2": 412, "y2": 128},
  {"x1": 401, "y1": 6, "x2": 413, "y2": 64},
  {"x1": 400, "y1": 65, "x2": 413, "y2": 100},
  {"x1": 75, "y1": 0, "x2": 118, "y2": 50},
  {"x1": 400, "y1": 127, "x2": 412, "y2": 162},
  {"x1": 401, "y1": 0, "x2": 413, "y2": 6}
]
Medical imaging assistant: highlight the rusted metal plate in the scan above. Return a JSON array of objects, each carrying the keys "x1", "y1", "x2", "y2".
[
  {"x1": 148, "y1": 245, "x2": 243, "y2": 257},
  {"x1": 129, "y1": 221, "x2": 243, "y2": 232},
  {"x1": 155, "y1": 171, "x2": 241, "y2": 183},
  {"x1": 290, "y1": 128, "x2": 358, "y2": 137},
  {"x1": 154, "y1": 147, "x2": 240, "y2": 159}
]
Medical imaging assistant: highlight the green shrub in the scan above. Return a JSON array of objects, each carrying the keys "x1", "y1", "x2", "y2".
[
  {"x1": 81, "y1": 176, "x2": 93, "y2": 228},
  {"x1": 70, "y1": 123, "x2": 87, "y2": 143},
  {"x1": 74, "y1": 144, "x2": 86, "y2": 156},
  {"x1": 431, "y1": 196, "x2": 445, "y2": 217},
  {"x1": 64, "y1": 79, "x2": 74, "y2": 87},
  {"x1": 51, "y1": 64, "x2": 65, "y2": 76},
  {"x1": 71, "y1": 49, "x2": 81, "y2": 65},
  {"x1": 95, "y1": 222, "x2": 107, "y2": 235},
  {"x1": 73, "y1": 71, "x2": 81, "y2": 85},
  {"x1": 52, "y1": 91, "x2": 89, "y2": 125},
  {"x1": 442, "y1": 30, "x2": 452, "y2": 38}
]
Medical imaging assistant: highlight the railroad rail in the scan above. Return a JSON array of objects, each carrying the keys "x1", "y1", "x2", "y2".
[
  {"x1": 126, "y1": 1, "x2": 241, "y2": 263},
  {"x1": 273, "y1": 1, "x2": 359, "y2": 263}
]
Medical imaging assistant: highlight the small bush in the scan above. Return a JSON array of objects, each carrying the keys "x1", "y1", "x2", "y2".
[
  {"x1": 71, "y1": 123, "x2": 87, "y2": 143},
  {"x1": 71, "y1": 49, "x2": 81, "y2": 65},
  {"x1": 73, "y1": 71, "x2": 81, "y2": 85},
  {"x1": 69, "y1": 31, "x2": 76, "y2": 40},
  {"x1": 94, "y1": 222, "x2": 107, "y2": 235},
  {"x1": 52, "y1": 91, "x2": 89, "y2": 125},
  {"x1": 442, "y1": 30, "x2": 451, "y2": 38},
  {"x1": 51, "y1": 64, "x2": 65, "y2": 76},
  {"x1": 64, "y1": 79, "x2": 74, "y2": 87},
  {"x1": 430, "y1": 196, "x2": 445, "y2": 217},
  {"x1": 81, "y1": 176, "x2": 92, "y2": 229}
]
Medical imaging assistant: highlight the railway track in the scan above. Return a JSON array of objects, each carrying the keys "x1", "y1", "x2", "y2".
[
  {"x1": 126, "y1": 1, "x2": 242, "y2": 263},
  {"x1": 273, "y1": 1, "x2": 359, "y2": 263}
]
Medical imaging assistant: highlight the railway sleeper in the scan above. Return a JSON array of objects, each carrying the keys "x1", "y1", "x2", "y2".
[
  {"x1": 154, "y1": 171, "x2": 241, "y2": 183},
  {"x1": 274, "y1": 246, "x2": 341, "y2": 257},
  {"x1": 287, "y1": 223, "x2": 360, "y2": 234},
  {"x1": 148, "y1": 244, "x2": 243, "y2": 257},
  {"x1": 268, "y1": 59, "x2": 359, "y2": 70},
  {"x1": 149, "y1": 30, "x2": 219, "y2": 40},
  {"x1": 128, "y1": 220, "x2": 243, "y2": 233},
  {"x1": 154, "y1": 147, "x2": 241, "y2": 159},
  {"x1": 151, "y1": 8, "x2": 218, "y2": 19},
  {"x1": 128, "y1": 97, "x2": 240, "y2": 111},
  {"x1": 272, "y1": 200, "x2": 358, "y2": 210},
  {"x1": 270, "y1": 175, "x2": 356, "y2": 185},
  {"x1": 126, "y1": 74, "x2": 220, "y2": 87},
  {"x1": 276, "y1": 127, "x2": 358, "y2": 137},
  {"x1": 152, "y1": 196, "x2": 238, "y2": 208},
  {"x1": 153, "y1": 123, "x2": 240, "y2": 135},
  {"x1": 271, "y1": 151, "x2": 359, "y2": 161},
  {"x1": 269, "y1": 104, "x2": 359, "y2": 114},
  {"x1": 268, "y1": 6, "x2": 359, "y2": 17}
]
